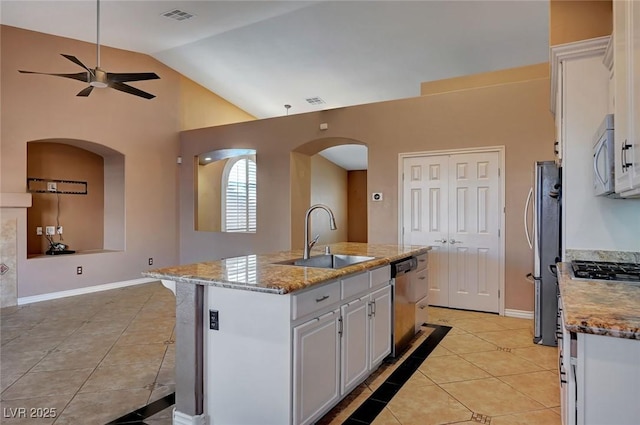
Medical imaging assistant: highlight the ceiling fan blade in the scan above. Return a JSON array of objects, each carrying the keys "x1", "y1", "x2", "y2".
[
  {"x1": 77, "y1": 86, "x2": 94, "y2": 97},
  {"x1": 18, "y1": 70, "x2": 89, "y2": 83},
  {"x1": 107, "y1": 72, "x2": 160, "y2": 83},
  {"x1": 60, "y1": 54, "x2": 93, "y2": 74},
  {"x1": 110, "y1": 82, "x2": 156, "y2": 100}
]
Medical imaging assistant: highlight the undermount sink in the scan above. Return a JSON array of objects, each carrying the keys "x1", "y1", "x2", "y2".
[{"x1": 276, "y1": 254, "x2": 376, "y2": 269}]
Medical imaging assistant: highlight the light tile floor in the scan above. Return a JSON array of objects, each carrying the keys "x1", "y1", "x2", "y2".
[{"x1": 1, "y1": 283, "x2": 560, "y2": 425}]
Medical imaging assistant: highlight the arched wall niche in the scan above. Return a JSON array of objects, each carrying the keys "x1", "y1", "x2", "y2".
[
  {"x1": 290, "y1": 137, "x2": 368, "y2": 249},
  {"x1": 26, "y1": 138, "x2": 125, "y2": 256}
]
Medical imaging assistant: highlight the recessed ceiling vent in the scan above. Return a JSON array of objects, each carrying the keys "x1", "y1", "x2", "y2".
[
  {"x1": 305, "y1": 97, "x2": 325, "y2": 105},
  {"x1": 162, "y1": 9, "x2": 195, "y2": 21}
]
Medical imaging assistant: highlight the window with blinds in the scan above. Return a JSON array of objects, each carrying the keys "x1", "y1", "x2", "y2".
[{"x1": 223, "y1": 156, "x2": 257, "y2": 232}]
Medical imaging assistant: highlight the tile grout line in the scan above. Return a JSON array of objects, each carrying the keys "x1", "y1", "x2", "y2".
[{"x1": 341, "y1": 324, "x2": 452, "y2": 425}]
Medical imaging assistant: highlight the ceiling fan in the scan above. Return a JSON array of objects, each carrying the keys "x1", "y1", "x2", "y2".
[{"x1": 18, "y1": 0, "x2": 159, "y2": 100}]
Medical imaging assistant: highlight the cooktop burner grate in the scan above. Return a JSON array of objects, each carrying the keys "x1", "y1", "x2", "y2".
[{"x1": 571, "y1": 260, "x2": 640, "y2": 282}]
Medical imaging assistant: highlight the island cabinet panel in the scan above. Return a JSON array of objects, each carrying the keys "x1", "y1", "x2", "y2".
[
  {"x1": 340, "y1": 297, "x2": 370, "y2": 395},
  {"x1": 369, "y1": 285, "x2": 392, "y2": 368},
  {"x1": 203, "y1": 265, "x2": 392, "y2": 425},
  {"x1": 204, "y1": 285, "x2": 293, "y2": 425},
  {"x1": 293, "y1": 310, "x2": 341, "y2": 425}
]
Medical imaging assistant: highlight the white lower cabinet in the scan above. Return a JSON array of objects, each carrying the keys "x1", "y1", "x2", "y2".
[
  {"x1": 369, "y1": 286, "x2": 392, "y2": 368},
  {"x1": 558, "y1": 298, "x2": 640, "y2": 425},
  {"x1": 293, "y1": 310, "x2": 341, "y2": 425},
  {"x1": 293, "y1": 266, "x2": 392, "y2": 425}
]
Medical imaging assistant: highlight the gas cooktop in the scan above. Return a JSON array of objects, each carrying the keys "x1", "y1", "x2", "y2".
[{"x1": 571, "y1": 260, "x2": 640, "y2": 282}]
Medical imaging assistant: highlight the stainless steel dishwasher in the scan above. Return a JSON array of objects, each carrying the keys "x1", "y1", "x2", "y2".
[{"x1": 390, "y1": 256, "x2": 418, "y2": 357}]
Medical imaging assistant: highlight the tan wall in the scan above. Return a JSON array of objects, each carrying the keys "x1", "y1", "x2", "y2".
[
  {"x1": 550, "y1": 0, "x2": 612, "y2": 46},
  {"x1": 196, "y1": 159, "x2": 227, "y2": 232},
  {"x1": 0, "y1": 25, "x2": 254, "y2": 297},
  {"x1": 310, "y1": 155, "x2": 348, "y2": 245},
  {"x1": 179, "y1": 77, "x2": 555, "y2": 312},
  {"x1": 180, "y1": 77, "x2": 254, "y2": 130},
  {"x1": 347, "y1": 170, "x2": 368, "y2": 243},
  {"x1": 421, "y1": 63, "x2": 549, "y2": 95},
  {"x1": 26, "y1": 142, "x2": 105, "y2": 255},
  {"x1": 290, "y1": 153, "x2": 311, "y2": 249}
]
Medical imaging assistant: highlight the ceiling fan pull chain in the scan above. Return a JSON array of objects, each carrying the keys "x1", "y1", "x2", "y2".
[{"x1": 96, "y1": 0, "x2": 101, "y2": 68}]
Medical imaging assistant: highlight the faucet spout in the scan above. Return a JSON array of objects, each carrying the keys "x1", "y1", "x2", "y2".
[{"x1": 303, "y1": 204, "x2": 337, "y2": 259}]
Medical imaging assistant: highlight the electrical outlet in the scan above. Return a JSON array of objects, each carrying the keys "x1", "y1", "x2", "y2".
[
  {"x1": 56, "y1": 226, "x2": 63, "y2": 235},
  {"x1": 148, "y1": 258, "x2": 153, "y2": 266},
  {"x1": 372, "y1": 192, "x2": 383, "y2": 201},
  {"x1": 45, "y1": 226, "x2": 55, "y2": 235},
  {"x1": 209, "y1": 310, "x2": 219, "y2": 330},
  {"x1": 76, "y1": 266, "x2": 83, "y2": 275},
  {"x1": 36, "y1": 227, "x2": 43, "y2": 236},
  {"x1": 47, "y1": 182, "x2": 57, "y2": 192}
]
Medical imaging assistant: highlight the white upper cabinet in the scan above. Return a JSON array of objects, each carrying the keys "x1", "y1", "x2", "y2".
[{"x1": 614, "y1": 0, "x2": 640, "y2": 197}]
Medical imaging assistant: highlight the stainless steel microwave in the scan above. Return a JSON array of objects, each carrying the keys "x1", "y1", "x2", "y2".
[{"x1": 593, "y1": 114, "x2": 616, "y2": 197}]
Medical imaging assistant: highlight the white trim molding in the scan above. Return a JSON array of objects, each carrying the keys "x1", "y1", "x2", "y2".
[
  {"x1": 173, "y1": 409, "x2": 207, "y2": 425},
  {"x1": 17, "y1": 278, "x2": 159, "y2": 305},
  {"x1": 550, "y1": 36, "x2": 611, "y2": 115},
  {"x1": 504, "y1": 309, "x2": 534, "y2": 320}
]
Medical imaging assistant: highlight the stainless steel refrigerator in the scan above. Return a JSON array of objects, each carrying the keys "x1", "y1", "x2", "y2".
[{"x1": 525, "y1": 161, "x2": 561, "y2": 347}]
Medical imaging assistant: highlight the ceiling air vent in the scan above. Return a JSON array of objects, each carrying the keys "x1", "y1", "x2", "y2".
[
  {"x1": 305, "y1": 97, "x2": 325, "y2": 105},
  {"x1": 162, "y1": 9, "x2": 195, "y2": 21}
]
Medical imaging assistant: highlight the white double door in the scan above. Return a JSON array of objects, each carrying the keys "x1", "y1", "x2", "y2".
[{"x1": 402, "y1": 151, "x2": 502, "y2": 313}]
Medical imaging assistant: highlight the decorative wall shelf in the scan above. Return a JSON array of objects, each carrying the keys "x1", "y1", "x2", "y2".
[{"x1": 27, "y1": 178, "x2": 88, "y2": 195}]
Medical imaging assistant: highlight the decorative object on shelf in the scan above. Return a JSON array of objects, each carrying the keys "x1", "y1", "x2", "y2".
[
  {"x1": 18, "y1": 0, "x2": 160, "y2": 99},
  {"x1": 27, "y1": 178, "x2": 87, "y2": 195}
]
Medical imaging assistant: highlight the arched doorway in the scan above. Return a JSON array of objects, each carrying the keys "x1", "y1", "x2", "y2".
[{"x1": 290, "y1": 138, "x2": 368, "y2": 249}]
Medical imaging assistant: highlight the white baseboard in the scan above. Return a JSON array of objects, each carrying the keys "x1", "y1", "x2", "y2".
[
  {"x1": 17, "y1": 278, "x2": 159, "y2": 305},
  {"x1": 504, "y1": 309, "x2": 534, "y2": 319},
  {"x1": 173, "y1": 410, "x2": 206, "y2": 425}
]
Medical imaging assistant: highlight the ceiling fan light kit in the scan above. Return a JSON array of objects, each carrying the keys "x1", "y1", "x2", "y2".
[{"x1": 18, "y1": 0, "x2": 159, "y2": 100}]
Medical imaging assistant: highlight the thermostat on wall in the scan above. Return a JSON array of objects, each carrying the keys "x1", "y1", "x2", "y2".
[{"x1": 372, "y1": 192, "x2": 383, "y2": 201}]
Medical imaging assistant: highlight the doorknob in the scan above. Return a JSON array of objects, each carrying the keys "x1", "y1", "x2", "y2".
[
  {"x1": 434, "y1": 238, "x2": 447, "y2": 243},
  {"x1": 449, "y1": 239, "x2": 463, "y2": 244}
]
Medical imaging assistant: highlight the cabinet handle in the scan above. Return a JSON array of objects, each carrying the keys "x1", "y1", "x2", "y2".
[
  {"x1": 622, "y1": 139, "x2": 632, "y2": 171},
  {"x1": 418, "y1": 276, "x2": 426, "y2": 280},
  {"x1": 315, "y1": 295, "x2": 329, "y2": 303},
  {"x1": 524, "y1": 187, "x2": 533, "y2": 249},
  {"x1": 371, "y1": 300, "x2": 376, "y2": 316}
]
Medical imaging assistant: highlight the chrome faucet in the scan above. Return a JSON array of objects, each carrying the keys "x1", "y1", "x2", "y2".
[{"x1": 303, "y1": 204, "x2": 337, "y2": 259}]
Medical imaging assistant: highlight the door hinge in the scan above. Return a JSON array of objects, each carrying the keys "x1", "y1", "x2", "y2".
[
  {"x1": 498, "y1": 168, "x2": 501, "y2": 177},
  {"x1": 498, "y1": 229, "x2": 501, "y2": 237},
  {"x1": 338, "y1": 317, "x2": 343, "y2": 336},
  {"x1": 498, "y1": 289, "x2": 501, "y2": 299}
]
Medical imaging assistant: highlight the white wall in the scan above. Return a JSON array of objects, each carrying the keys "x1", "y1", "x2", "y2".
[{"x1": 562, "y1": 56, "x2": 640, "y2": 254}]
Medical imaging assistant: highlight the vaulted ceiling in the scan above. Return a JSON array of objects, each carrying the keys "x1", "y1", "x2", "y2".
[{"x1": 1, "y1": 1, "x2": 549, "y2": 120}]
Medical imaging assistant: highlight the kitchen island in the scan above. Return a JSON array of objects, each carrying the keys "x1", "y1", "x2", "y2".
[
  {"x1": 144, "y1": 242, "x2": 430, "y2": 425},
  {"x1": 556, "y1": 263, "x2": 640, "y2": 425}
]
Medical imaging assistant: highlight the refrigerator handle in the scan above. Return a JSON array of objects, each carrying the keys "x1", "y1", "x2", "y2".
[{"x1": 524, "y1": 187, "x2": 533, "y2": 249}]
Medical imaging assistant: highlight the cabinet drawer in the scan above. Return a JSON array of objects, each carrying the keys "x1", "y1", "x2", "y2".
[
  {"x1": 415, "y1": 295, "x2": 429, "y2": 333},
  {"x1": 415, "y1": 253, "x2": 428, "y2": 271},
  {"x1": 292, "y1": 281, "x2": 340, "y2": 320},
  {"x1": 369, "y1": 265, "x2": 391, "y2": 289},
  {"x1": 341, "y1": 272, "x2": 369, "y2": 300}
]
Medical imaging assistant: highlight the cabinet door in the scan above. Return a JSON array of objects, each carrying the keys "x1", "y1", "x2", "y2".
[
  {"x1": 340, "y1": 298, "x2": 369, "y2": 395},
  {"x1": 293, "y1": 310, "x2": 340, "y2": 425},
  {"x1": 369, "y1": 285, "x2": 392, "y2": 369},
  {"x1": 614, "y1": 0, "x2": 633, "y2": 193},
  {"x1": 630, "y1": 0, "x2": 640, "y2": 190}
]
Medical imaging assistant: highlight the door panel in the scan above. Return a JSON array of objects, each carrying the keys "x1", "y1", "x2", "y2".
[
  {"x1": 402, "y1": 155, "x2": 449, "y2": 307},
  {"x1": 402, "y1": 151, "x2": 501, "y2": 313}
]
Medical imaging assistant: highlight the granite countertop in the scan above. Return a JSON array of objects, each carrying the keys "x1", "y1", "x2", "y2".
[
  {"x1": 558, "y1": 262, "x2": 640, "y2": 339},
  {"x1": 143, "y1": 242, "x2": 430, "y2": 295}
]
